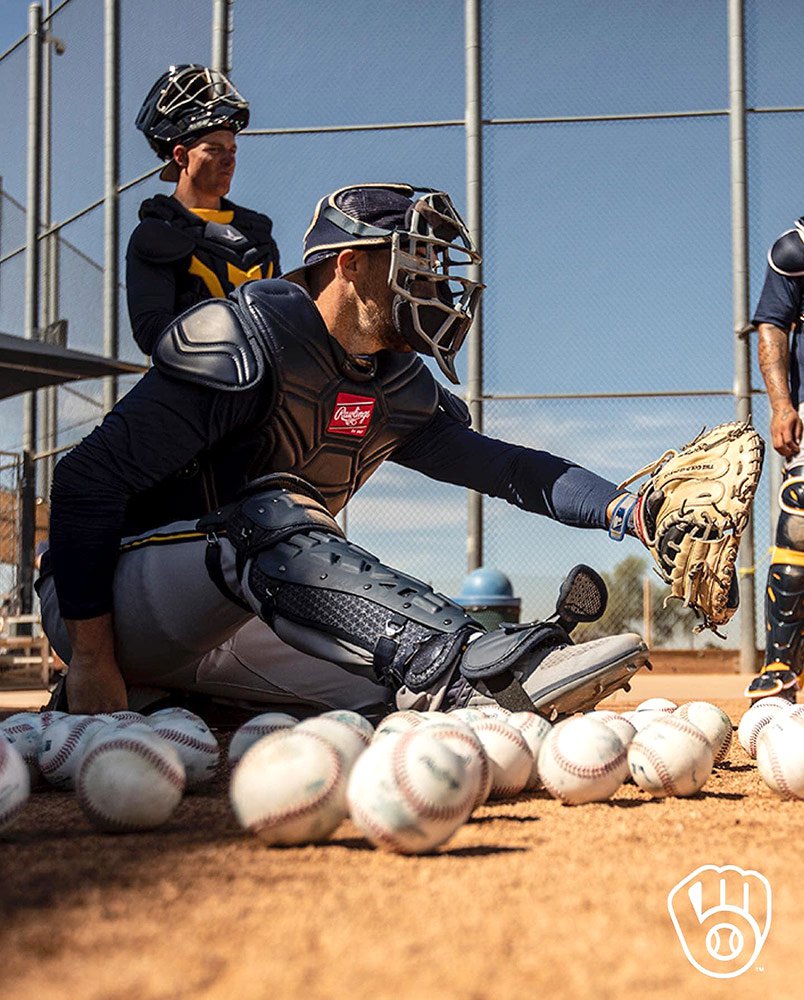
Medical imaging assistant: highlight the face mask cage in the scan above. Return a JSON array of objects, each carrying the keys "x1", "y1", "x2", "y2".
[
  {"x1": 387, "y1": 192, "x2": 484, "y2": 384},
  {"x1": 156, "y1": 67, "x2": 247, "y2": 120}
]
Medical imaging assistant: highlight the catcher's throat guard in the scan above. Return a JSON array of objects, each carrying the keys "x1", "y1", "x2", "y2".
[{"x1": 620, "y1": 421, "x2": 765, "y2": 635}]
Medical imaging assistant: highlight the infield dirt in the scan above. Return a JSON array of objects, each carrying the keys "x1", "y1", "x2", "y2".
[{"x1": 1, "y1": 682, "x2": 801, "y2": 1000}]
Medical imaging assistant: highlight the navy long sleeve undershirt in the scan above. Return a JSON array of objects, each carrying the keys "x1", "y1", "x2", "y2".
[{"x1": 49, "y1": 369, "x2": 620, "y2": 619}]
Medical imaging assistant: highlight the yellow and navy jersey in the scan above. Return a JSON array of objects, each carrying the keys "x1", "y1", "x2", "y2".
[{"x1": 125, "y1": 194, "x2": 281, "y2": 354}]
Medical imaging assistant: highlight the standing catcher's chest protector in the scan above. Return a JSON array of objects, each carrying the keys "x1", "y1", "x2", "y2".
[
  {"x1": 153, "y1": 279, "x2": 442, "y2": 514},
  {"x1": 132, "y1": 195, "x2": 280, "y2": 311}
]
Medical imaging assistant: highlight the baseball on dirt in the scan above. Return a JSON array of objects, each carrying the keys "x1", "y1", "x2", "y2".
[
  {"x1": 756, "y1": 713, "x2": 804, "y2": 799},
  {"x1": 147, "y1": 715, "x2": 220, "y2": 788},
  {"x1": 77, "y1": 727, "x2": 186, "y2": 832},
  {"x1": 673, "y1": 701, "x2": 732, "y2": 763},
  {"x1": 737, "y1": 702, "x2": 786, "y2": 759},
  {"x1": 319, "y1": 710, "x2": 375, "y2": 742},
  {"x1": 634, "y1": 697, "x2": 678, "y2": 714},
  {"x1": 227, "y1": 712, "x2": 297, "y2": 767},
  {"x1": 230, "y1": 729, "x2": 347, "y2": 846},
  {"x1": 471, "y1": 718, "x2": 532, "y2": 799},
  {"x1": 0, "y1": 737, "x2": 30, "y2": 831},
  {"x1": 372, "y1": 710, "x2": 425, "y2": 741},
  {"x1": 538, "y1": 716, "x2": 628, "y2": 804},
  {"x1": 347, "y1": 729, "x2": 475, "y2": 854},
  {"x1": 296, "y1": 716, "x2": 368, "y2": 775},
  {"x1": 627, "y1": 716, "x2": 714, "y2": 797},
  {"x1": 0, "y1": 715, "x2": 43, "y2": 787},
  {"x1": 587, "y1": 710, "x2": 637, "y2": 749}
]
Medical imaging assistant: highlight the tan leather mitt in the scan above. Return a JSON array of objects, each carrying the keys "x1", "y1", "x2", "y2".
[{"x1": 621, "y1": 421, "x2": 765, "y2": 634}]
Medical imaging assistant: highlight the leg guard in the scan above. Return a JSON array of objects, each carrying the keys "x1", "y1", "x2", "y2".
[{"x1": 213, "y1": 477, "x2": 481, "y2": 696}]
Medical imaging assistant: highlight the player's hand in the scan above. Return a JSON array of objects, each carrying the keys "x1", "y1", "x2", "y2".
[
  {"x1": 770, "y1": 405, "x2": 802, "y2": 458},
  {"x1": 65, "y1": 652, "x2": 129, "y2": 713}
]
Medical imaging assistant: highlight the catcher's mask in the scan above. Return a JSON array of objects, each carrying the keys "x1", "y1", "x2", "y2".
[
  {"x1": 136, "y1": 64, "x2": 249, "y2": 182},
  {"x1": 283, "y1": 183, "x2": 484, "y2": 384}
]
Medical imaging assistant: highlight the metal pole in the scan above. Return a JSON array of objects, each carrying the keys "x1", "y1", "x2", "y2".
[
  {"x1": 465, "y1": 0, "x2": 484, "y2": 572},
  {"x1": 21, "y1": 3, "x2": 43, "y2": 614},
  {"x1": 103, "y1": 0, "x2": 119, "y2": 412},
  {"x1": 211, "y1": 0, "x2": 232, "y2": 75},
  {"x1": 40, "y1": 0, "x2": 53, "y2": 495},
  {"x1": 728, "y1": 0, "x2": 758, "y2": 673}
]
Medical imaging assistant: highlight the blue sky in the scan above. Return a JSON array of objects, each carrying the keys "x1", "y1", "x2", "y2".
[{"x1": 1, "y1": 1, "x2": 803, "y2": 638}]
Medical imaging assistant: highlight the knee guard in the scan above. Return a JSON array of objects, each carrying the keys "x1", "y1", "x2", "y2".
[
  {"x1": 764, "y1": 466, "x2": 804, "y2": 672},
  {"x1": 209, "y1": 475, "x2": 481, "y2": 693}
]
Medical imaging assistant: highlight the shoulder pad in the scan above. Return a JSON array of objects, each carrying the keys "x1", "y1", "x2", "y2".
[
  {"x1": 152, "y1": 299, "x2": 266, "y2": 391},
  {"x1": 436, "y1": 383, "x2": 471, "y2": 426},
  {"x1": 769, "y1": 222, "x2": 804, "y2": 277},
  {"x1": 236, "y1": 278, "x2": 322, "y2": 342},
  {"x1": 130, "y1": 219, "x2": 195, "y2": 264},
  {"x1": 230, "y1": 203, "x2": 276, "y2": 241}
]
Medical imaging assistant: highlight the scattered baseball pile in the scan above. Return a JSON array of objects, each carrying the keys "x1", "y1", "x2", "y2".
[
  {"x1": 3, "y1": 691, "x2": 804, "y2": 850},
  {"x1": 0, "y1": 706, "x2": 219, "y2": 834}
]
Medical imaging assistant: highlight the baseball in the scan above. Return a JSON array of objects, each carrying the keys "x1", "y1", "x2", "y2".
[
  {"x1": 319, "y1": 710, "x2": 375, "y2": 742},
  {"x1": 347, "y1": 730, "x2": 475, "y2": 854},
  {"x1": 77, "y1": 727, "x2": 186, "y2": 832},
  {"x1": 673, "y1": 701, "x2": 732, "y2": 763},
  {"x1": 627, "y1": 716, "x2": 714, "y2": 797},
  {"x1": 147, "y1": 716, "x2": 220, "y2": 789},
  {"x1": 230, "y1": 729, "x2": 346, "y2": 846},
  {"x1": 96, "y1": 711, "x2": 147, "y2": 726},
  {"x1": 0, "y1": 738, "x2": 30, "y2": 831},
  {"x1": 507, "y1": 712, "x2": 553, "y2": 790},
  {"x1": 0, "y1": 715, "x2": 43, "y2": 787},
  {"x1": 38, "y1": 715, "x2": 110, "y2": 790},
  {"x1": 372, "y1": 710, "x2": 425, "y2": 741},
  {"x1": 446, "y1": 707, "x2": 487, "y2": 726},
  {"x1": 415, "y1": 718, "x2": 490, "y2": 809},
  {"x1": 625, "y1": 708, "x2": 672, "y2": 733},
  {"x1": 227, "y1": 712, "x2": 297, "y2": 767},
  {"x1": 737, "y1": 702, "x2": 786, "y2": 759},
  {"x1": 476, "y1": 704, "x2": 512, "y2": 722},
  {"x1": 538, "y1": 716, "x2": 627, "y2": 805},
  {"x1": 471, "y1": 718, "x2": 532, "y2": 799},
  {"x1": 756, "y1": 714, "x2": 804, "y2": 799}
]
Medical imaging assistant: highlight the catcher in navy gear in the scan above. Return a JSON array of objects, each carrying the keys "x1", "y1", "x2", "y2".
[
  {"x1": 749, "y1": 218, "x2": 804, "y2": 703},
  {"x1": 40, "y1": 183, "x2": 757, "y2": 720},
  {"x1": 127, "y1": 65, "x2": 280, "y2": 354}
]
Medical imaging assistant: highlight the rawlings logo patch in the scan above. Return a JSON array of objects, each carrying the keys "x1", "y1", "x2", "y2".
[{"x1": 327, "y1": 393, "x2": 375, "y2": 437}]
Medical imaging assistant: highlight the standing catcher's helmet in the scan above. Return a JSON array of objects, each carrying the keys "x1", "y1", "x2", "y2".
[
  {"x1": 283, "y1": 183, "x2": 484, "y2": 384},
  {"x1": 136, "y1": 64, "x2": 249, "y2": 181}
]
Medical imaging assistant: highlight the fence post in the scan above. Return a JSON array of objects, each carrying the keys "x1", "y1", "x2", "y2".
[
  {"x1": 103, "y1": 0, "x2": 120, "y2": 413},
  {"x1": 211, "y1": 0, "x2": 232, "y2": 76},
  {"x1": 23, "y1": 3, "x2": 42, "y2": 461},
  {"x1": 18, "y1": 448, "x2": 36, "y2": 616},
  {"x1": 465, "y1": 0, "x2": 484, "y2": 572},
  {"x1": 728, "y1": 0, "x2": 758, "y2": 674}
]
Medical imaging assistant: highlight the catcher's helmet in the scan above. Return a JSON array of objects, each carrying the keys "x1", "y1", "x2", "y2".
[
  {"x1": 136, "y1": 64, "x2": 249, "y2": 181},
  {"x1": 283, "y1": 183, "x2": 484, "y2": 384}
]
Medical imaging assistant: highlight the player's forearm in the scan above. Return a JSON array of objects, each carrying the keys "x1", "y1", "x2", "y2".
[
  {"x1": 64, "y1": 613, "x2": 116, "y2": 661},
  {"x1": 757, "y1": 323, "x2": 794, "y2": 412}
]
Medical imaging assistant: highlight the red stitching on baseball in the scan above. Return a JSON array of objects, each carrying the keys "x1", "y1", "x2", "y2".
[
  {"x1": 149, "y1": 728, "x2": 218, "y2": 755},
  {"x1": 474, "y1": 720, "x2": 530, "y2": 798},
  {"x1": 351, "y1": 800, "x2": 411, "y2": 854},
  {"x1": 77, "y1": 737, "x2": 185, "y2": 831},
  {"x1": 631, "y1": 741, "x2": 676, "y2": 795},
  {"x1": 392, "y1": 731, "x2": 472, "y2": 822},
  {"x1": 246, "y1": 733, "x2": 343, "y2": 832},
  {"x1": 765, "y1": 735, "x2": 794, "y2": 800},
  {"x1": 41, "y1": 719, "x2": 99, "y2": 777},
  {"x1": 549, "y1": 735, "x2": 626, "y2": 780}
]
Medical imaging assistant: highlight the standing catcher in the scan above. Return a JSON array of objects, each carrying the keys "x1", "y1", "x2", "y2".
[
  {"x1": 750, "y1": 216, "x2": 804, "y2": 702},
  {"x1": 38, "y1": 184, "x2": 762, "y2": 719},
  {"x1": 127, "y1": 64, "x2": 280, "y2": 354}
]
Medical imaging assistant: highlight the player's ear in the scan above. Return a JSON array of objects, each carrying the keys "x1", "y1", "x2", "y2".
[
  {"x1": 335, "y1": 248, "x2": 360, "y2": 283},
  {"x1": 173, "y1": 143, "x2": 189, "y2": 171}
]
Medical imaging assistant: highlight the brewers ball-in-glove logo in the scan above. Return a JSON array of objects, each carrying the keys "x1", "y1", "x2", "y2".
[
  {"x1": 621, "y1": 422, "x2": 764, "y2": 634},
  {"x1": 667, "y1": 864, "x2": 771, "y2": 978}
]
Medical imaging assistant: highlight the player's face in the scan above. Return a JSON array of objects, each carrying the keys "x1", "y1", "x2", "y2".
[{"x1": 179, "y1": 129, "x2": 237, "y2": 197}]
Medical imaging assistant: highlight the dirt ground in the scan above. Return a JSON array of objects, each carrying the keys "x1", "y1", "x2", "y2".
[{"x1": 1, "y1": 676, "x2": 801, "y2": 1000}]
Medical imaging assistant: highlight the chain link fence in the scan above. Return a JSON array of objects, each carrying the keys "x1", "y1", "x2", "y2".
[{"x1": 0, "y1": 0, "x2": 800, "y2": 652}]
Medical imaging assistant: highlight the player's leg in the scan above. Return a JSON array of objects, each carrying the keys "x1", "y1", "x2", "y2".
[
  {"x1": 747, "y1": 462, "x2": 804, "y2": 703},
  {"x1": 215, "y1": 475, "x2": 649, "y2": 716},
  {"x1": 38, "y1": 522, "x2": 388, "y2": 717}
]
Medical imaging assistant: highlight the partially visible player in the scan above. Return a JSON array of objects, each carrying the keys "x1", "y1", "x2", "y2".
[
  {"x1": 127, "y1": 64, "x2": 280, "y2": 354},
  {"x1": 751, "y1": 217, "x2": 804, "y2": 702}
]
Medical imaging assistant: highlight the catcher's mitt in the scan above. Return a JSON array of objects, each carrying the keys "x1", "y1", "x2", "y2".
[{"x1": 620, "y1": 421, "x2": 765, "y2": 634}]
